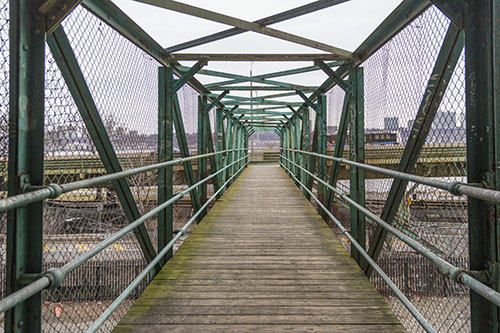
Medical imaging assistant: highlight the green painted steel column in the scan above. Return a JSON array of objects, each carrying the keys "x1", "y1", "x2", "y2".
[
  {"x1": 157, "y1": 67, "x2": 173, "y2": 266},
  {"x1": 167, "y1": 69, "x2": 203, "y2": 222},
  {"x1": 204, "y1": 105, "x2": 220, "y2": 201},
  {"x1": 197, "y1": 95, "x2": 208, "y2": 215},
  {"x1": 464, "y1": 1, "x2": 500, "y2": 331},
  {"x1": 348, "y1": 67, "x2": 366, "y2": 266},
  {"x1": 216, "y1": 107, "x2": 225, "y2": 197},
  {"x1": 317, "y1": 95, "x2": 328, "y2": 215},
  {"x1": 6, "y1": 0, "x2": 45, "y2": 330},
  {"x1": 225, "y1": 118, "x2": 234, "y2": 183}
]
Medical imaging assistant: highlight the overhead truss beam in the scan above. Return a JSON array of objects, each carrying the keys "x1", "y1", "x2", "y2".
[
  {"x1": 135, "y1": 0, "x2": 353, "y2": 59},
  {"x1": 172, "y1": 53, "x2": 347, "y2": 62}
]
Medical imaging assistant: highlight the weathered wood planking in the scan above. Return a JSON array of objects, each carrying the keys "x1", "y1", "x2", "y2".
[{"x1": 114, "y1": 164, "x2": 405, "y2": 332}]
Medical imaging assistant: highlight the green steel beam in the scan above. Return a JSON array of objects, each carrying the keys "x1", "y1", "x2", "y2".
[
  {"x1": 212, "y1": 86, "x2": 318, "y2": 91},
  {"x1": 287, "y1": 105, "x2": 304, "y2": 121},
  {"x1": 157, "y1": 67, "x2": 173, "y2": 267},
  {"x1": 172, "y1": 53, "x2": 348, "y2": 62},
  {"x1": 40, "y1": 0, "x2": 83, "y2": 33},
  {"x1": 197, "y1": 95, "x2": 208, "y2": 217},
  {"x1": 430, "y1": 0, "x2": 465, "y2": 29},
  {"x1": 167, "y1": 68, "x2": 203, "y2": 222},
  {"x1": 223, "y1": 100, "x2": 303, "y2": 107},
  {"x1": 164, "y1": 0, "x2": 349, "y2": 53},
  {"x1": 222, "y1": 105, "x2": 238, "y2": 120},
  {"x1": 215, "y1": 106, "x2": 225, "y2": 197},
  {"x1": 212, "y1": 92, "x2": 298, "y2": 102},
  {"x1": 296, "y1": 90, "x2": 319, "y2": 113},
  {"x1": 204, "y1": 90, "x2": 229, "y2": 112},
  {"x1": 174, "y1": 64, "x2": 314, "y2": 90},
  {"x1": 464, "y1": 1, "x2": 500, "y2": 331},
  {"x1": 135, "y1": 0, "x2": 353, "y2": 58},
  {"x1": 6, "y1": 0, "x2": 46, "y2": 330},
  {"x1": 173, "y1": 59, "x2": 207, "y2": 92},
  {"x1": 317, "y1": 95, "x2": 327, "y2": 214},
  {"x1": 205, "y1": 61, "x2": 340, "y2": 88},
  {"x1": 47, "y1": 27, "x2": 159, "y2": 266},
  {"x1": 348, "y1": 67, "x2": 366, "y2": 267},
  {"x1": 315, "y1": 59, "x2": 350, "y2": 92},
  {"x1": 365, "y1": 24, "x2": 464, "y2": 276}
]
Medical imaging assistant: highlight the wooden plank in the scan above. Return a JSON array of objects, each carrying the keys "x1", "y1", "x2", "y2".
[{"x1": 115, "y1": 164, "x2": 404, "y2": 332}]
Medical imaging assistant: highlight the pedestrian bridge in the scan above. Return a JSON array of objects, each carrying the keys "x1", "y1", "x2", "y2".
[
  {"x1": 2, "y1": 0, "x2": 500, "y2": 332},
  {"x1": 115, "y1": 164, "x2": 404, "y2": 332}
]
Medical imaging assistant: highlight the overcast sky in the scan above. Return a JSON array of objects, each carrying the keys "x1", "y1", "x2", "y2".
[{"x1": 112, "y1": 0, "x2": 404, "y2": 91}]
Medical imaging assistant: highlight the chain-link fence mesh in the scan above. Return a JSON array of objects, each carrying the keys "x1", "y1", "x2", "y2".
[
  {"x1": 0, "y1": 1, "x2": 203, "y2": 330},
  {"x1": 324, "y1": 5, "x2": 470, "y2": 332}
]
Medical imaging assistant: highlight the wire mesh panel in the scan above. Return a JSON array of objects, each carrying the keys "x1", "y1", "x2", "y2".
[
  {"x1": 358, "y1": 6, "x2": 470, "y2": 332},
  {"x1": 0, "y1": 0, "x2": 7, "y2": 325}
]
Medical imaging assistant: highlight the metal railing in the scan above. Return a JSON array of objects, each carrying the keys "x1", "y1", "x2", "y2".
[
  {"x1": 0, "y1": 149, "x2": 248, "y2": 332},
  {"x1": 280, "y1": 148, "x2": 500, "y2": 333}
]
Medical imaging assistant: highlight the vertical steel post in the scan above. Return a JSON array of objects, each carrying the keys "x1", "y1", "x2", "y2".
[
  {"x1": 306, "y1": 111, "x2": 320, "y2": 201},
  {"x1": 197, "y1": 95, "x2": 208, "y2": 215},
  {"x1": 226, "y1": 118, "x2": 234, "y2": 183},
  {"x1": 317, "y1": 95, "x2": 328, "y2": 215},
  {"x1": 302, "y1": 109, "x2": 310, "y2": 196},
  {"x1": 464, "y1": 1, "x2": 500, "y2": 331},
  {"x1": 158, "y1": 67, "x2": 173, "y2": 266},
  {"x1": 7, "y1": 0, "x2": 45, "y2": 330},
  {"x1": 216, "y1": 107, "x2": 225, "y2": 197},
  {"x1": 348, "y1": 67, "x2": 366, "y2": 266}
]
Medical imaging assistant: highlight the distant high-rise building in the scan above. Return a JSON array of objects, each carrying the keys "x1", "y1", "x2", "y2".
[
  {"x1": 434, "y1": 111, "x2": 456, "y2": 129},
  {"x1": 384, "y1": 117, "x2": 399, "y2": 131}
]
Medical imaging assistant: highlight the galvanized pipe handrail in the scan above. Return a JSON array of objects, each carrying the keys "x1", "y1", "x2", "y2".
[
  {"x1": 0, "y1": 149, "x2": 245, "y2": 212},
  {"x1": 281, "y1": 148, "x2": 500, "y2": 203},
  {"x1": 87, "y1": 161, "x2": 249, "y2": 333},
  {"x1": 280, "y1": 161, "x2": 434, "y2": 332},
  {"x1": 281, "y1": 154, "x2": 500, "y2": 308},
  {"x1": 0, "y1": 154, "x2": 248, "y2": 315}
]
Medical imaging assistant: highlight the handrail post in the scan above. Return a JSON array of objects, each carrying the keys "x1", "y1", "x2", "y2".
[
  {"x1": 158, "y1": 67, "x2": 174, "y2": 267},
  {"x1": 6, "y1": 0, "x2": 46, "y2": 330},
  {"x1": 464, "y1": 1, "x2": 500, "y2": 331},
  {"x1": 348, "y1": 67, "x2": 366, "y2": 267},
  {"x1": 300, "y1": 109, "x2": 310, "y2": 196}
]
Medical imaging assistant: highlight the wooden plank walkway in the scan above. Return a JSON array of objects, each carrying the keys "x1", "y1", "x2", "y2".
[{"x1": 115, "y1": 164, "x2": 405, "y2": 332}]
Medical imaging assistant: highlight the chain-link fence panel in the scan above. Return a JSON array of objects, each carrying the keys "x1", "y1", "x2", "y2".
[
  {"x1": 357, "y1": 5, "x2": 470, "y2": 332},
  {"x1": 0, "y1": 1, "x2": 7, "y2": 329}
]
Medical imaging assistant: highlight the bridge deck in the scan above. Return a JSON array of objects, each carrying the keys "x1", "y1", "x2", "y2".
[{"x1": 115, "y1": 164, "x2": 404, "y2": 332}]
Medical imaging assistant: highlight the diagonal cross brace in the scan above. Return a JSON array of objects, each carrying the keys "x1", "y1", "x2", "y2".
[
  {"x1": 47, "y1": 27, "x2": 158, "y2": 266},
  {"x1": 205, "y1": 90, "x2": 229, "y2": 113},
  {"x1": 164, "y1": 0, "x2": 349, "y2": 53},
  {"x1": 296, "y1": 90, "x2": 319, "y2": 113},
  {"x1": 136, "y1": 0, "x2": 352, "y2": 58},
  {"x1": 173, "y1": 59, "x2": 207, "y2": 92},
  {"x1": 315, "y1": 60, "x2": 351, "y2": 92},
  {"x1": 287, "y1": 105, "x2": 304, "y2": 121}
]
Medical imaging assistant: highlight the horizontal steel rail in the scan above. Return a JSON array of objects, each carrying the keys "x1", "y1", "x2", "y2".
[
  {"x1": 87, "y1": 160, "x2": 249, "y2": 333},
  {"x1": 0, "y1": 153, "x2": 248, "y2": 315},
  {"x1": 280, "y1": 159, "x2": 433, "y2": 333},
  {"x1": 282, "y1": 148, "x2": 500, "y2": 203},
  {"x1": 0, "y1": 149, "x2": 245, "y2": 212},
  {"x1": 280, "y1": 153, "x2": 500, "y2": 309}
]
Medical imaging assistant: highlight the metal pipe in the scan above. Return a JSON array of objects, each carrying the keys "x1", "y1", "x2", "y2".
[
  {"x1": 0, "y1": 155, "x2": 248, "y2": 315},
  {"x1": 282, "y1": 148, "x2": 500, "y2": 203},
  {"x1": 86, "y1": 161, "x2": 249, "y2": 333},
  {"x1": 280, "y1": 161, "x2": 434, "y2": 333},
  {"x1": 0, "y1": 149, "x2": 245, "y2": 212},
  {"x1": 281, "y1": 154, "x2": 500, "y2": 308}
]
